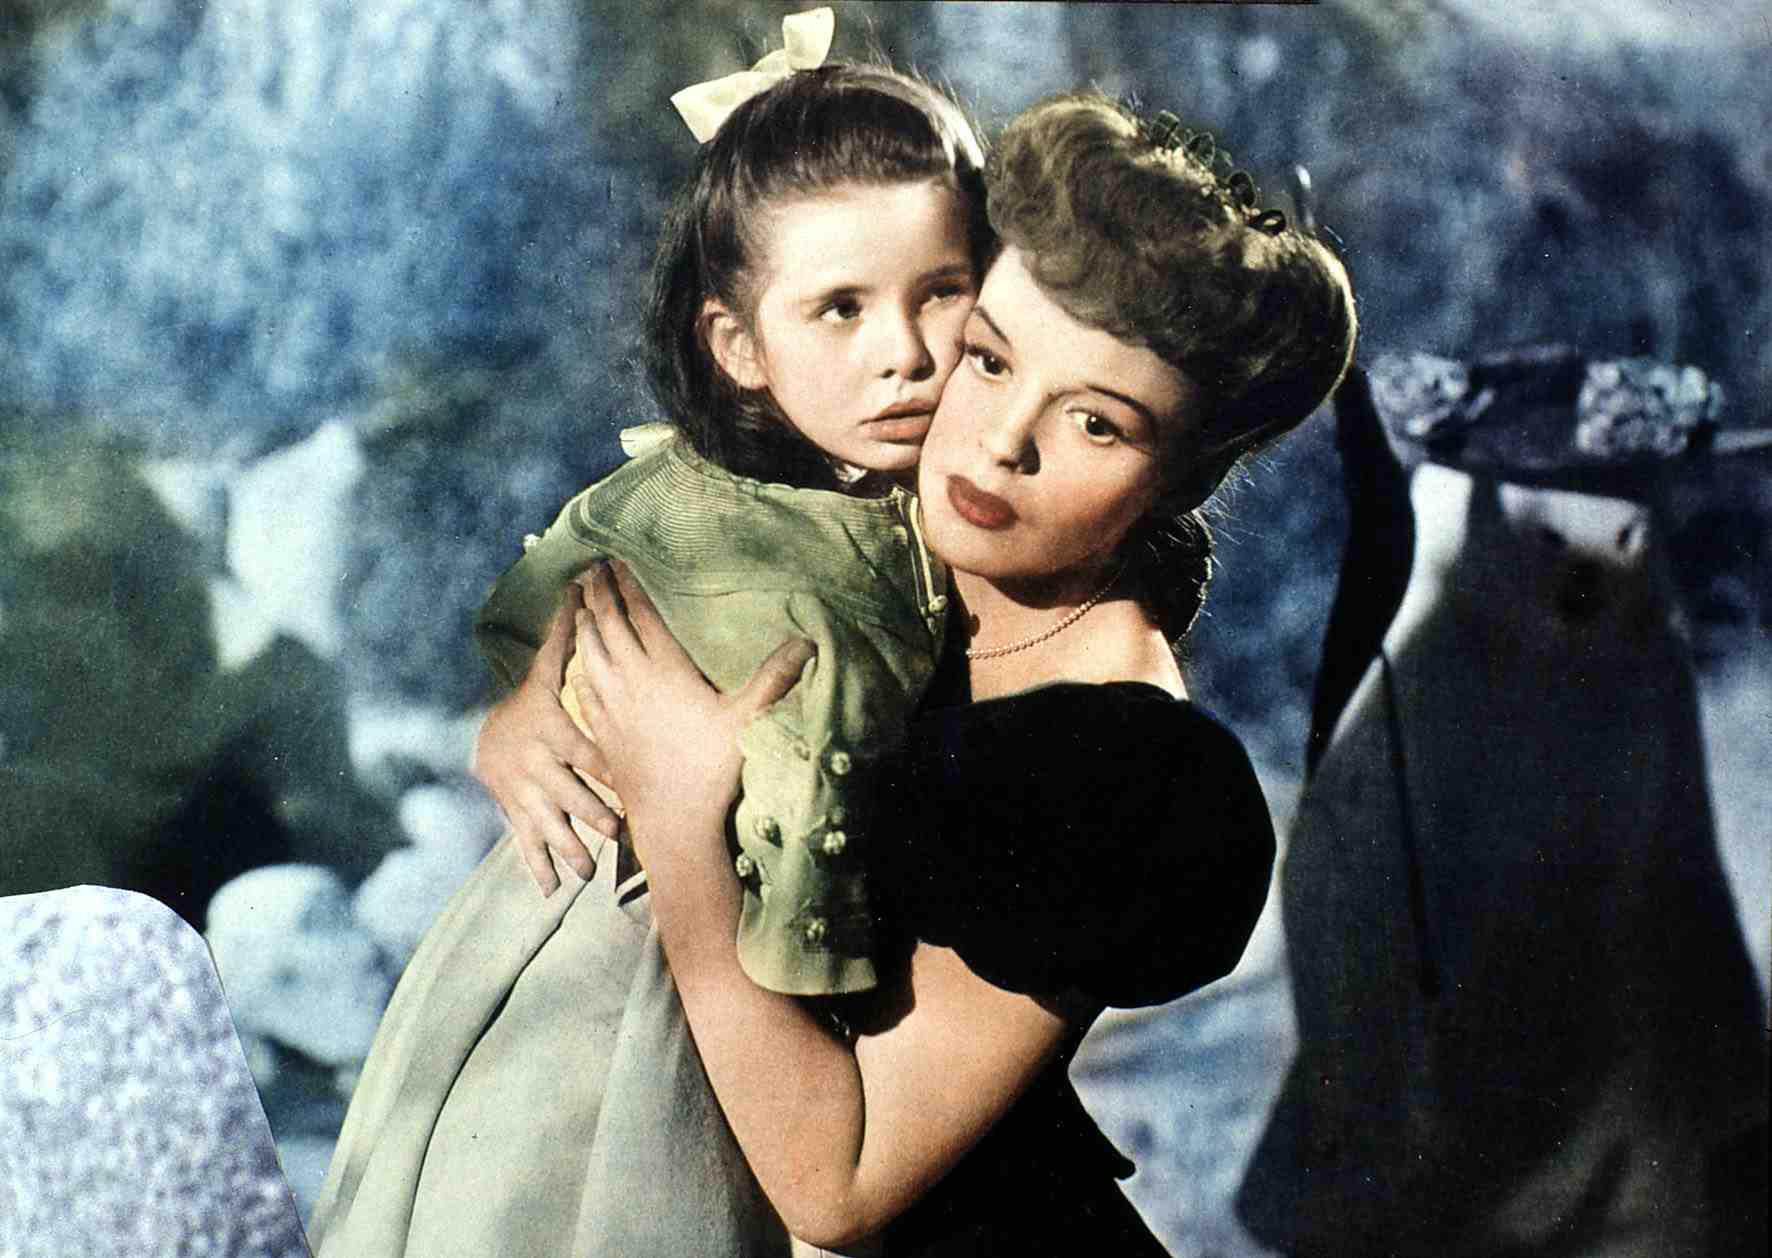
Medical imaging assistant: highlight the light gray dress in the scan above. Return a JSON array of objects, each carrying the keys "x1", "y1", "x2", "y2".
[{"x1": 308, "y1": 830, "x2": 791, "y2": 1256}]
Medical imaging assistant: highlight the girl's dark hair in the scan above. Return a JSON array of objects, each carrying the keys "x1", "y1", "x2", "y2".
[
  {"x1": 645, "y1": 64, "x2": 988, "y2": 490},
  {"x1": 986, "y1": 93, "x2": 1358, "y2": 643}
]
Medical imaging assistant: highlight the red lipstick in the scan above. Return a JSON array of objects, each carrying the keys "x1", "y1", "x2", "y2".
[{"x1": 947, "y1": 475, "x2": 1016, "y2": 530}]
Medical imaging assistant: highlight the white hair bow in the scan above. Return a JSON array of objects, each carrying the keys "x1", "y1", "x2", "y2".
[{"x1": 669, "y1": 7, "x2": 836, "y2": 143}]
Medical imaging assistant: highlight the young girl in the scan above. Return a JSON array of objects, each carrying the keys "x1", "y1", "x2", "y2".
[
  {"x1": 307, "y1": 23, "x2": 989, "y2": 1255},
  {"x1": 471, "y1": 45, "x2": 984, "y2": 997}
]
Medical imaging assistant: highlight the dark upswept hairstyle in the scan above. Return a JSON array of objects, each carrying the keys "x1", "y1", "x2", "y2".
[
  {"x1": 986, "y1": 92, "x2": 1358, "y2": 643},
  {"x1": 645, "y1": 63, "x2": 988, "y2": 490}
]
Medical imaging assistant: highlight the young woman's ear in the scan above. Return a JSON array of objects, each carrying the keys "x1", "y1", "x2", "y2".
[{"x1": 701, "y1": 300, "x2": 768, "y2": 391}]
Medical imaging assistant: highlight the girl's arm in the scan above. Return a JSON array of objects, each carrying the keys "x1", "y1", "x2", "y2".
[
  {"x1": 571, "y1": 562, "x2": 1074, "y2": 1247},
  {"x1": 473, "y1": 582, "x2": 623, "y2": 894}
]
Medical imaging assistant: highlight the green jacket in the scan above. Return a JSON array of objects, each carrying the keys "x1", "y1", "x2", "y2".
[{"x1": 475, "y1": 427, "x2": 948, "y2": 994}]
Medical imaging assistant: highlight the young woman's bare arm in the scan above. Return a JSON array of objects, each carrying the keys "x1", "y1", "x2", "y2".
[
  {"x1": 651, "y1": 855, "x2": 1066, "y2": 1244},
  {"x1": 570, "y1": 561, "x2": 1072, "y2": 1247}
]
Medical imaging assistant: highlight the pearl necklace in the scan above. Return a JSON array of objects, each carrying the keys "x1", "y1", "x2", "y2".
[{"x1": 964, "y1": 564, "x2": 1127, "y2": 660}]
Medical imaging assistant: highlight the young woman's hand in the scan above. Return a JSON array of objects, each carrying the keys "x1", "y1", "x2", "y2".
[
  {"x1": 569, "y1": 561, "x2": 813, "y2": 877},
  {"x1": 472, "y1": 583, "x2": 623, "y2": 895}
]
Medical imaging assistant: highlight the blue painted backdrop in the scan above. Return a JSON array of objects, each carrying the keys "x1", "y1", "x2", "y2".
[{"x1": 2, "y1": 2, "x2": 1767, "y2": 1251}]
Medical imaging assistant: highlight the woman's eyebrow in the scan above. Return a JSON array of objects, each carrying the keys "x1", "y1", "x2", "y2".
[
  {"x1": 975, "y1": 303, "x2": 1158, "y2": 426},
  {"x1": 1088, "y1": 384, "x2": 1159, "y2": 428},
  {"x1": 972, "y1": 304, "x2": 1010, "y2": 344}
]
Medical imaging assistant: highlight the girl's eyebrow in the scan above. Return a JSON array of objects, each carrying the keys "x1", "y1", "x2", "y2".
[
  {"x1": 973, "y1": 303, "x2": 1160, "y2": 428},
  {"x1": 801, "y1": 261, "x2": 974, "y2": 313},
  {"x1": 804, "y1": 284, "x2": 861, "y2": 305},
  {"x1": 810, "y1": 259, "x2": 973, "y2": 297},
  {"x1": 921, "y1": 260, "x2": 976, "y2": 287}
]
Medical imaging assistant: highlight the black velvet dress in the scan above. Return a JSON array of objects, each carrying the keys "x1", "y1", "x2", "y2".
[{"x1": 865, "y1": 665, "x2": 1277, "y2": 1257}]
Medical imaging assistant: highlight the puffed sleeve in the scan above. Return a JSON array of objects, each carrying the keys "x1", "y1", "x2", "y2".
[
  {"x1": 868, "y1": 683, "x2": 1275, "y2": 1009},
  {"x1": 474, "y1": 425, "x2": 665, "y2": 689},
  {"x1": 722, "y1": 589, "x2": 937, "y2": 995},
  {"x1": 558, "y1": 580, "x2": 935, "y2": 995},
  {"x1": 472, "y1": 434, "x2": 946, "y2": 997},
  {"x1": 507, "y1": 571, "x2": 938, "y2": 998}
]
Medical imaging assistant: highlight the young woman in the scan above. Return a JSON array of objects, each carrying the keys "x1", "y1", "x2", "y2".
[{"x1": 562, "y1": 93, "x2": 1357, "y2": 1254}]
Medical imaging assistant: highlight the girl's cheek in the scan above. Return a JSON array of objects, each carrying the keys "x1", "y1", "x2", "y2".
[{"x1": 947, "y1": 302, "x2": 977, "y2": 343}]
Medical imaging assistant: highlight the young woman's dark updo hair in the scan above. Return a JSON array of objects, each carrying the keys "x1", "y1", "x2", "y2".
[
  {"x1": 645, "y1": 64, "x2": 988, "y2": 490},
  {"x1": 986, "y1": 92, "x2": 1357, "y2": 644}
]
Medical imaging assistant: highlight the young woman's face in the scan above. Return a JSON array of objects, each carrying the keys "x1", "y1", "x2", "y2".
[
  {"x1": 917, "y1": 247, "x2": 1197, "y2": 587},
  {"x1": 709, "y1": 179, "x2": 976, "y2": 475}
]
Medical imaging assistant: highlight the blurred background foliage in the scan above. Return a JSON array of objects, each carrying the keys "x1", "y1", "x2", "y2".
[
  {"x1": 3, "y1": 2, "x2": 1767, "y2": 1247},
  {"x1": 1, "y1": 0, "x2": 1766, "y2": 909},
  {"x1": 3, "y1": 0, "x2": 1769, "y2": 897}
]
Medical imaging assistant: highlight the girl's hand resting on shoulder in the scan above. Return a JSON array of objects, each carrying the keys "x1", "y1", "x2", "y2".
[
  {"x1": 472, "y1": 583, "x2": 624, "y2": 895},
  {"x1": 570, "y1": 561, "x2": 814, "y2": 878}
]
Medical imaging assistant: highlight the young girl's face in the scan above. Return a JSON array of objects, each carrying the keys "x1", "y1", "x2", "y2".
[{"x1": 708, "y1": 179, "x2": 976, "y2": 476}]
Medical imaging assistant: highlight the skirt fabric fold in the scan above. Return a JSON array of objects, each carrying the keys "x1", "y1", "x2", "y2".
[{"x1": 308, "y1": 834, "x2": 788, "y2": 1257}]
